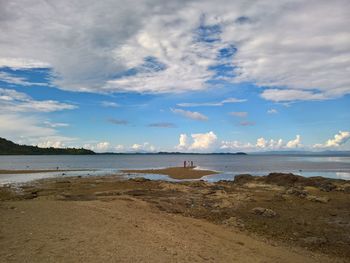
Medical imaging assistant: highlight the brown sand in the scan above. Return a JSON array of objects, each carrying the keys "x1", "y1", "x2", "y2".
[
  {"x1": 1, "y1": 173, "x2": 349, "y2": 262},
  {"x1": 122, "y1": 166, "x2": 218, "y2": 179}
]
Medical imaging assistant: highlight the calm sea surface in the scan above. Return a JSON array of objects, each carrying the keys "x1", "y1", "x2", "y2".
[{"x1": 1, "y1": 154, "x2": 350, "y2": 184}]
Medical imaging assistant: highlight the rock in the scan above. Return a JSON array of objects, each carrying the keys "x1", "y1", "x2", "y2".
[
  {"x1": 233, "y1": 174, "x2": 254, "y2": 185},
  {"x1": 306, "y1": 195, "x2": 330, "y2": 203},
  {"x1": 343, "y1": 186, "x2": 350, "y2": 193},
  {"x1": 286, "y1": 187, "x2": 308, "y2": 197},
  {"x1": 319, "y1": 183, "x2": 336, "y2": 192},
  {"x1": 301, "y1": 236, "x2": 327, "y2": 245},
  {"x1": 252, "y1": 207, "x2": 278, "y2": 218},
  {"x1": 265, "y1": 173, "x2": 306, "y2": 187}
]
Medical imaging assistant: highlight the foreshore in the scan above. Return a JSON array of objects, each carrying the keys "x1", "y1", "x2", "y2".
[{"x1": 0, "y1": 170, "x2": 349, "y2": 262}]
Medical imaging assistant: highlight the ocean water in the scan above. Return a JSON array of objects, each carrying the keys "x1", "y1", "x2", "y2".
[{"x1": 0, "y1": 154, "x2": 350, "y2": 184}]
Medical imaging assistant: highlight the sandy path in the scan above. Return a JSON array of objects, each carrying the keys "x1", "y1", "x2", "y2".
[{"x1": 0, "y1": 197, "x2": 337, "y2": 263}]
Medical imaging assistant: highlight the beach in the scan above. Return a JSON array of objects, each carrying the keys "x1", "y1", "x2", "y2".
[{"x1": 1, "y1": 169, "x2": 349, "y2": 262}]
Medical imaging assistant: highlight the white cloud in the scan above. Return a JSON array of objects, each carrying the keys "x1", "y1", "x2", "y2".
[
  {"x1": 176, "y1": 134, "x2": 188, "y2": 150},
  {"x1": 131, "y1": 142, "x2": 156, "y2": 152},
  {"x1": 256, "y1": 137, "x2": 267, "y2": 148},
  {"x1": 176, "y1": 131, "x2": 217, "y2": 151},
  {"x1": 0, "y1": 113, "x2": 75, "y2": 147},
  {"x1": 115, "y1": 145, "x2": 125, "y2": 151},
  {"x1": 177, "y1": 98, "x2": 246, "y2": 107},
  {"x1": 0, "y1": 0, "x2": 348, "y2": 100},
  {"x1": 0, "y1": 88, "x2": 77, "y2": 112},
  {"x1": 44, "y1": 121, "x2": 69, "y2": 128},
  {"x1": 101, "y1": 101, "x2": 120, "y2": 108},
  {"x1": 314, "y1": 131, "x2": 350, "y2": 148},
  {"x1": 286, "y1": 135, "x2": 302, "y2": 148},
  {"x1": 0, "y1": 58, "x2": 50, "y2": 69},
  {"x1": 261, "y1": 89, "x2": 327, "y2": 102},
  {"x1": 171, "y1": 108, "x2": 208, "y2": 121},
  {"x1": 229, "y1": 112, "x2": 248, "y2": 118},
  {"x1": 96, "y1": 142, "x2": 111, "y2": 152},
  {"x1": 220, "y1": 140, "x2": 254, "y2": 151},
  {"x1": 0, "y1": 72, "x2": 47, "y2": 86},
  {"x1": 0, "y1": 88, "x2": 76, "y2": 146},
  {"x1": 222, "y1": 137, "x2": 285, "y2": 151},
  {"x1": 37, "y1": 140, "x2": 66, "y2": 148},
  {"x1": 190, "y1": 131, "x2": 217, "y2": 151},
  {"x1": 267, "y1": 109, "x2": 278, "y2": 114}
]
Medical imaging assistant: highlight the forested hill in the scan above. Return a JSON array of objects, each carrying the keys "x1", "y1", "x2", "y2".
[{"x1": 0, "y1": 137, "x2": 95, "y2": 155}]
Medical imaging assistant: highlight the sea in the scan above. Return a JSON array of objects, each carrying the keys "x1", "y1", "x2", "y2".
[{"x1": 0, "y1": 154, "x2": 350, "y2": 184}]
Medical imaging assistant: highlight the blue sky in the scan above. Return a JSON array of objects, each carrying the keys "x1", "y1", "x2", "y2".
[{"x1": 0, "y1": 0, "x2": 349, "y2": 152}]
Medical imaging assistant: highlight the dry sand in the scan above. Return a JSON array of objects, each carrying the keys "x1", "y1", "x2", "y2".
[{"x1": 0, "y1": 172, "x2": 349, "y2": 262}]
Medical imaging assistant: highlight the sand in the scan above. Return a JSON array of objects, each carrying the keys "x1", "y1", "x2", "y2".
[
  {"x1": 122, "y1": 167, "x2": 218, "y2": 179},
  {"x1": 0, "y1": 172, "x2": 349, "y2": 262}
]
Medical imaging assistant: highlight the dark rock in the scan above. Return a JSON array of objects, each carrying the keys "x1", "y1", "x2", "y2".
[
  {"x1": 285, "y1": 187, "x2": 308, "y2": 197},
  {"x1": 252, "y1": 207, "x2": 278, "y2": 218},
  {"x1": 233, "y1": 174, "x2": 254, "y2": 185},
  {"x1": 319, "y1": 183, "x2": 336, "y2": 192},
  {"x1": 306, "y1": 195, "x2": 330, "y2": 203}
]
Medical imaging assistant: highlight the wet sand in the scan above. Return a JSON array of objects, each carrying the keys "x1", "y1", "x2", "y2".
[
  {"x1": 0, "y1": 172, "x2": 349, "y2": 262},
  {"x1": 122, "y1": 167, "x2": 218, "y2": 179}
]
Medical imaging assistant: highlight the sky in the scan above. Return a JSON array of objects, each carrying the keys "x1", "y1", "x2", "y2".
[{"x1": 0, "y1": 0, "x2": 350, "y2": 153}]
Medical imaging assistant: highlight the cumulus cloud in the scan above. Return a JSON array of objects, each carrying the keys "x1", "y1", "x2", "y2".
[
  {"x1": 37, "y1": 140, "x2": 66, "y2": 148},
  {"x1": 220, "y1": 140, "x2": 255, "y2": 151},
  {"x1": 314, "y1": 131, "x2": 350, "y2": 148},
  {"x1": 171, "y1": 108, "x2": 208, "y2": 121},
  {"x1": 229, "y1": 112, "x2": 248, "y2": 118},
  {"x1": 0, "y1": 88, "x2": 77, "y2": 112},
  {"x1": 131, "y1": 142, "x2": 156, "y2": 152},
  {"x1": 176, "y1": 134, "x2": 188, "y2": 150},
  {"x1": 222, "y1": 136, "x2": 298, "y2": 151},
  {"x1": 0, "y1": 0, "x2": 348, "y2": 100},
  {"x1": 177, "y1": 98, "x2": 246, "y2": 107},
  {"x1": 176, "y1": 131, "x2": 217, "y2": 151},
  {"x1": 286, "y1": 135, "x2": 302, "y2": 148}
]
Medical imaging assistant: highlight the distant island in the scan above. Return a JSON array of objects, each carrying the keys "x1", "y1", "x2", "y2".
[{"x1": 0, "y1": 137, "x2": 95, "y2": 155}]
